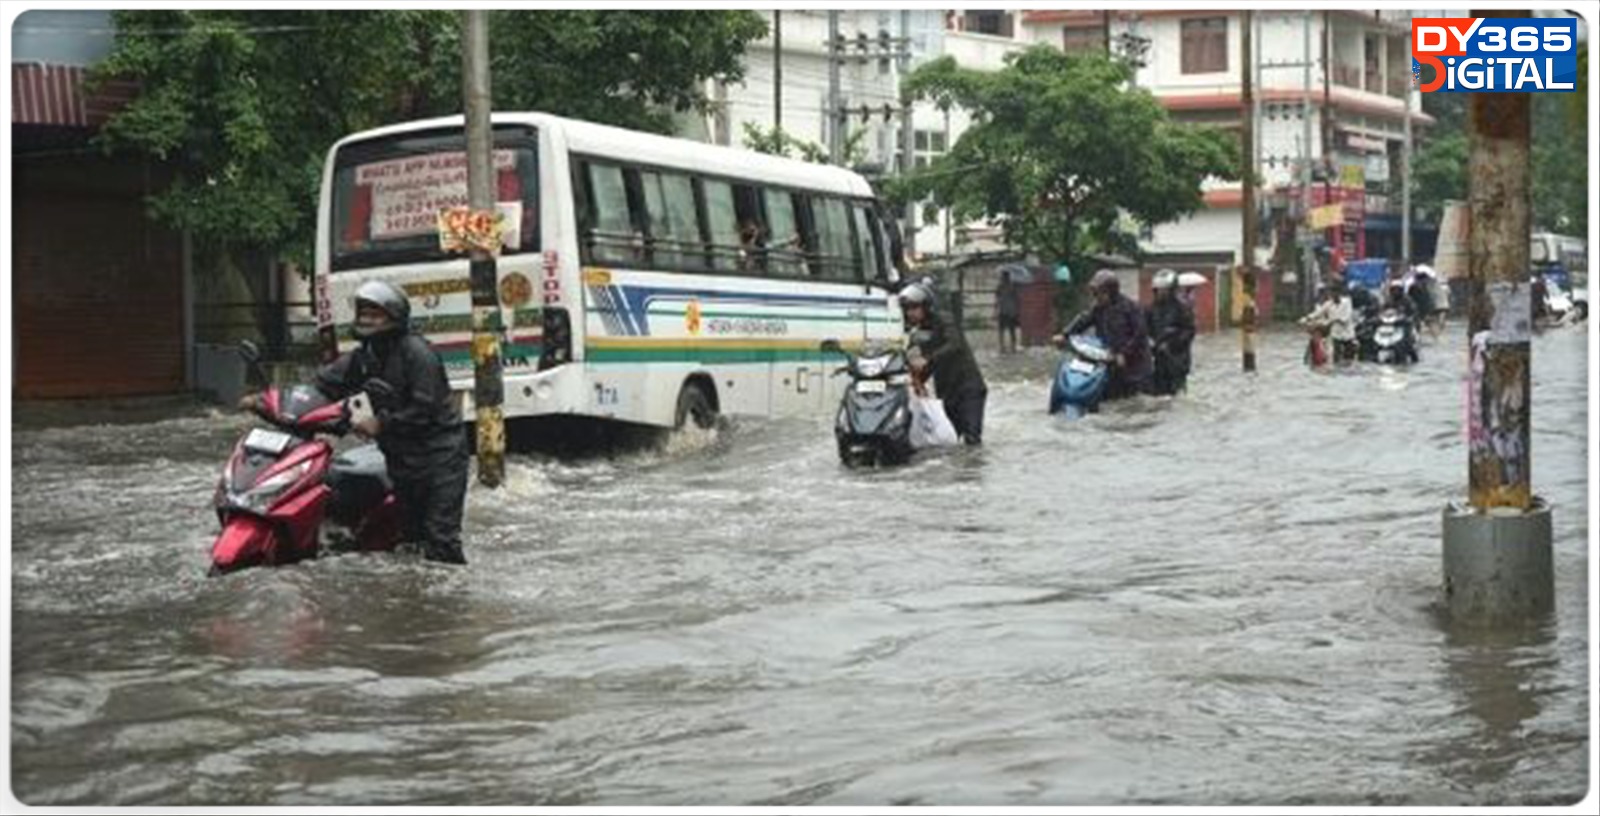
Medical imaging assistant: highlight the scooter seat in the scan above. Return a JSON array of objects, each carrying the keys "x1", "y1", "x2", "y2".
[
  {"x1": 324, "y1": 444, "x2": 392, "y2": 526},
  {"x1": 328, "y1": 444, "x2": 392, "y2": 491}
]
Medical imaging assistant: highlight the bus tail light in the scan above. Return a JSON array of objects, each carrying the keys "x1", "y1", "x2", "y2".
[{"x1": 539, "y1": 307, "x2": 572, "y2": 370}]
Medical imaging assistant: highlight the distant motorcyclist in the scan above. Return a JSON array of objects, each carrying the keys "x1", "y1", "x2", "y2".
[
  {"x1": 901, "y1": 280, "x2": 988, "y2": 444},
  {"x1": 292, "y1": 280, "x2": 469, "y2": 565},
  {"x1": 1055, "y1": 270, "x2": 1152, "y2": 400},
  {"x1": 1146, "y1": 269, "x2": 1196, "y2": 395},
  {"x1": 1406, "y1": 268, "x2": 1436, "y2": 320},
  {"x1": 1383, "y1": 279, "x2": 1416, "y2": 319},
  {"x1": 1300, "y1": 286, "x2": 1357, "y2": 364},
  {"x1": 1348, "y1": 282, "x2": 1380, "y2": 320}
]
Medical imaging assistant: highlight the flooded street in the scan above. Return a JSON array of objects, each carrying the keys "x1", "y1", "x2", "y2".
[{"x1": 9, "y1": 324, "x2": 1591, "y2": 806}]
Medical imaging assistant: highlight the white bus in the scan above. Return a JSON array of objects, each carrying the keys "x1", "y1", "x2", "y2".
[
  {"x1": 1530, "y1": 232, "x2": 1587, "y2": 289},
  {"x1": 314, "y1": 112, "x2": 906, "y2": 430}
]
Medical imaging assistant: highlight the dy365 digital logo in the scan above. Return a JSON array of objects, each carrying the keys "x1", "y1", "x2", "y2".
[{"x1": 1411, "y1": 17, "x2": 1578, "y2": 92}]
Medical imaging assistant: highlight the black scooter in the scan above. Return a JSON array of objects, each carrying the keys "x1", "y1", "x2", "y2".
[
  {"x1": 821, "y1": 338, "x2": 914, "y2": 467},
  {"x1": 1366, "y1": 308, "x2": 1420, "y2": 365}
]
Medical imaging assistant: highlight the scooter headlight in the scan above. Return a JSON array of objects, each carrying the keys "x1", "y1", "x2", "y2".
[
  {"x1": 856, "y1": 356, "x2": 889, "y2": 378},
  {"x1": 232, "y1": 461, "x2": 311, "y2": 513}
]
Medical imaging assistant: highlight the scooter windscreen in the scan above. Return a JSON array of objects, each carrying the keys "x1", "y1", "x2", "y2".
[
  {"x1": 852, "y1": 350, "x2": 908, "y2": 380},
  {"x1": 1066, "y1": 334, "x2": 1115, "y2": 364},
  {"x1": 257, "y1": 384, "x2": 348, "y2": 434}
]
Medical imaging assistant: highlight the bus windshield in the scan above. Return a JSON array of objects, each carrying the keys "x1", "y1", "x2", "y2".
[{"x1": 330, "y1": 125, "x2": 539, "y2": 271}]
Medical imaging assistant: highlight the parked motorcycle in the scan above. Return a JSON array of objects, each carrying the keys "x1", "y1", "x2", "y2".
[
  {"x1": 1049, "y1": 334, "x2": 1113, "y2": 419},
  {"x1": 821, "y1": 338, "x2": 915, "y2": 467},
  {"x1": 210, "y1": 342, "x2": 401, "y2": 575}
]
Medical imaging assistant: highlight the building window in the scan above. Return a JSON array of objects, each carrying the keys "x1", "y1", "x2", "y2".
[
  {"x1": 1180, "y1": 17, "x2": 1228, "y2": 74},
  {"x1": 913, "y1": 128, "x2": 946, "y2": 170},
  {"x1": 963, "y1": 11, "x2": 1012, "y2": 38},
  {"x1": 1363, "y1": 34, "x2": 1383, "y2": 93},
  {"x1": 1062, "y1": 26, "x2": 1105, "y2": 54}
]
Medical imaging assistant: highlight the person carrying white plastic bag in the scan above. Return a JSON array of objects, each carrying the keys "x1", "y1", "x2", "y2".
[
  {"x1": 900, "y1": 279, "x2": 987, "y2": 446},
  {"x1": 908, "y1": 391, "x2": 961, "y2": 448}
]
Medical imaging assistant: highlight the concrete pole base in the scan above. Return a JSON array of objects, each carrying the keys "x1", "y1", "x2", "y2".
[{"x1": 1441, "y1": 498, "x2": 1554, "y2": 626}]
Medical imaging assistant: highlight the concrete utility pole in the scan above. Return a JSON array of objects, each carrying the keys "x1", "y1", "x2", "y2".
[
  {"x1": 1321, "y1": 10, "x2": 1333, "y2": 257},
  {"x1": 773, "y1": 11, "x2": 782, "y2": 130},
  {"x1": 900, "y1": 9, "x2": 915, "y2": 233},
  {"x1": 461, "y1": 10, "x2": 505, "y2": 488},
  {"x1": 1441, "y1": 8, "x2": 1551, "y2": 625},
  {"x1": 1401, "y1": 28, "x2": 1413, "y2": 264},
  {"x1": 1301, "y1": 11, "x2": 1316, "y2": 299},
  {"x1": 828, "y1": 10, "x2": 842, "y2": 163},
  {"x1": 1239, "y1": 9, "x2": 1258, "y2": 372}
]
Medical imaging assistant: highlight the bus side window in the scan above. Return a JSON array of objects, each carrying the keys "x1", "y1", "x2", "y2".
[
  {"x1": 638, "y1": 170, "x2": 699, "y2": 272},
  {"x1": 851, "y1": 202, "x2": 882, "y2": 284},
  {"x1": 813, "y1": 197, "x2": 858, "y2": 283},
  {"x1": 583, "y1": 161, "x2": 644, "y2": 266},
  {"x1": 732, "y1": 184, "x2": 767, "y2": 275},
  {"x1": 702, "y1": 179, "x2": 743, "y2": 273},
  {"x1": 764, "y1": 188, "x2": 805, "y2": 278}
]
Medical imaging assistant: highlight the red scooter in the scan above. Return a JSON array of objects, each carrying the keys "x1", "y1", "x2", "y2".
[{"x1": 210, "y1": 343, "x2": 401, "y2": 575}]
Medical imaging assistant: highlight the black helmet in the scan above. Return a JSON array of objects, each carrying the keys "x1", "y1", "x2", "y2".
[{"x1": 353, "y1": 280, "x2": 410, "y2": 338}]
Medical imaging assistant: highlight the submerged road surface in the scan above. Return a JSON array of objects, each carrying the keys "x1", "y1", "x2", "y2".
[{"x1": 9, "y1": 324, "x2": 1591, "y2": 806}]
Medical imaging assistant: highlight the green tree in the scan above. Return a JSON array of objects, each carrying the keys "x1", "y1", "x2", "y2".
[
  {"x1": 490, "y1": 11, "x2": 768, "y2": 134},
  {"x1": 91, "y1": 10, "x2": 768, "y2": 262},
  {"x1": 1414, "y1": 55, "x2": 1588, "y2": 236},
  {"x1": 1410, "y1": 131, "x2": 1467, "y2": 224},
  {"x1": 891, "y1": 46, "x2": 1238, "y2": 271}
]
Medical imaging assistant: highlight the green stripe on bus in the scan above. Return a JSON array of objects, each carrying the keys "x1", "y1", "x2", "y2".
[
  {"x1": 641, "y1": 307, "x2": 870, "y2": 322},
  {"x1": 585, "y1": 346, "x2": 842, "y2": 364}
]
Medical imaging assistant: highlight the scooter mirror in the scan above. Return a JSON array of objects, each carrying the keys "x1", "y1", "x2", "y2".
[
  {"x1": 819, "y1": 339, "x2": 844, "y2": 355},
  {"x1": 237, "y1": 341, "x2": 270, "y2": 388}
]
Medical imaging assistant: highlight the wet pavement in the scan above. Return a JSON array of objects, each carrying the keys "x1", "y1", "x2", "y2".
[{"x1": 8, "y1": 322, "x2": 1591, "y2": 806}]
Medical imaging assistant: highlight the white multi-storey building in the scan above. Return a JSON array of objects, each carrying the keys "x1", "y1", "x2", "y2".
[
  {"x1": 695, "y1": 10, "x2": 1028, "y2": 261},
  {"x1": 1018, "y1": 9, "x2": 1432, "y2": 274},
  {"x1": 700, "y1": 9, "x2": 1466, "y2": 329}
]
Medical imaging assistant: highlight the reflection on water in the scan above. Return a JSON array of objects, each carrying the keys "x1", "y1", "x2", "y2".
[{"x1": 9, "y1": 324, "x2": 1590, "y2": 806}]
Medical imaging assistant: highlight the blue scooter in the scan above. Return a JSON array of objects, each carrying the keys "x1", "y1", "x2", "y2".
[{"x1": 1049, "y1": 334, "x2": 1113, "y2": 419}]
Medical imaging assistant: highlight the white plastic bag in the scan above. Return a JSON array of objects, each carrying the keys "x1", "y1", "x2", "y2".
[{"x1": 909, "y1": 395, "x2": 961, "y2": 448}]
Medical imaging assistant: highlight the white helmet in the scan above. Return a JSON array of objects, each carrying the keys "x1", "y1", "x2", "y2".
[
  {"x1": 1152, "y1": 268, "x2": 1178, "y2": 290},
  {"x1": 898, "y1": 281, "x2": 935, "y2": 309}
]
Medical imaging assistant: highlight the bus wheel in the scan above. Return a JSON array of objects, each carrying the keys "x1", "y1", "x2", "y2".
[{"x1": 674, "y1": 381, "x2": 718, "y2": 430}]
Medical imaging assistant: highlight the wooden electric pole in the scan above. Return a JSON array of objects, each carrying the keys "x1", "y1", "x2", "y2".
[
  {"x1": 462, "y1": 10, "x2": 505, "y2": 488},
  {"x1": 1465, "y1": 13, "x2": 1533, "y2": 511},
  {"x1": 1441, "y1": 8, "x2": 1550, "y2": 627},
  {"x1": 773, "y1": 10, "x2": 782, "y2": 130}
]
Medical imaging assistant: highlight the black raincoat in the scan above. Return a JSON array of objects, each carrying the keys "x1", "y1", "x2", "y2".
[{"x1": 316, "y1": 329, "x2": 468, "y2": 564}]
